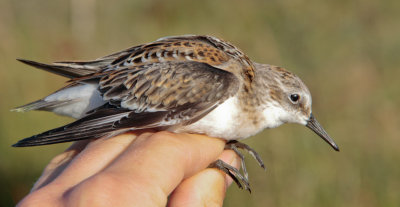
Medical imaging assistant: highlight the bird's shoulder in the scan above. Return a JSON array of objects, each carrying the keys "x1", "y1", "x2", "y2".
[{"x1": 98, "y1": 35, "x2": 252, "y2": 74}]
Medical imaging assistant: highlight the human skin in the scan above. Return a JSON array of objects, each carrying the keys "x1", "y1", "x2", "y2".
[{"x1": 16, "y1": 131, "x2": 240, "y2": 207}]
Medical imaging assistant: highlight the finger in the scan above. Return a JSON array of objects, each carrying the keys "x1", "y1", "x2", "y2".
[
  {"x1": 47, "y1": 131, "x2": 152, "y2": 191},
  {"x1": 31, "y1": 140, "x2": 90, "y2": 191},
  {"x1": 18, "y1": 132, "x2": 150, "y2": 206},
  {"x1": 17, "y1": 141, "x2": 94, "y2": 207},
  {"x1": 168, "y1": 150, "x2": 240, "y2": 207},
  {"x1": 65, "y1": 132, "x2": 226, "y2": 207}
]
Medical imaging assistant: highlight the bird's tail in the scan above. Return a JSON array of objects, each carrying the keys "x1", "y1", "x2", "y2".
[{"x1": 12, "y1": 108, "x2": 132, "y2": 147}]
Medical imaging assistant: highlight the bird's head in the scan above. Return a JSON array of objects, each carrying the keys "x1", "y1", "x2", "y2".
[{"x1": 254, "y1": 63, "x2": 339, "y2": 151}]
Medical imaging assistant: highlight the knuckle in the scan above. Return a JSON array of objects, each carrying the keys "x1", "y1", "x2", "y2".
[
  {"x1": 146, "y1": 131, "x2": 183, "y2": 149},
  {"x1": 64, "y1": 174, "x2": 119, "y2": 207},
  {"x1": 66, "y1": 172, "x2": 166, "y2": 206},
  {"x1": 150, "y1": 131, "x2": 188, "y2": 155},
  {"x1": 151, "y1": 131, "x2": 176, "y2": 140}
]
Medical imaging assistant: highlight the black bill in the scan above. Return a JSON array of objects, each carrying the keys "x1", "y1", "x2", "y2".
[{"x1": 306, "y1": 113, "x2": 339, "y2": 151}]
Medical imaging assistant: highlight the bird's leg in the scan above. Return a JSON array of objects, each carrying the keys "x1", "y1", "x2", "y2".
[
  {"x1": 208, "y1": 159, "x2": 251, "y2": 192},
  {"x1": 225, "y1": 140, "x2": 266, "y2": 170},
  {"x1": 225, "y1": 143, "x2": 249, "y2": 181},
  {"x1": 208, "y1": 141, "x2": 265, "y2": 192}
]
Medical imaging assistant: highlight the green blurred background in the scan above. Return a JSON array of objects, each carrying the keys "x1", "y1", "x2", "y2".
[{"x1": 1, "y1": 0, "x2": 399, "y2": 206}]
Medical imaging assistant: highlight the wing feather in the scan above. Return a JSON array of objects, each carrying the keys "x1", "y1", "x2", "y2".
[
  {"x1": 14, "y1": 61, "x2": 238, "y2": 147},
  {"x1": 100, "y1": 61, "x2": 238, "y2": 112},
  {"x1": 14, "y1": 35, "x2": 247, "y2": 147}
]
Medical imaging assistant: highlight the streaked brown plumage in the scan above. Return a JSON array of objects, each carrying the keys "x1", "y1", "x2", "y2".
[{"x1": 13, "y1": 35, "x2": 339, "y2": 191}]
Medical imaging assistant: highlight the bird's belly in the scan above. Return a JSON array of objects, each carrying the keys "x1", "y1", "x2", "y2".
[{"x1": 171, "y1": 97, "x2": 262, "y2": 140}]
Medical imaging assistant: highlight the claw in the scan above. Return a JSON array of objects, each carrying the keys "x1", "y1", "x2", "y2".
[
  {"x1": 227, "y1": 144, "x2": 249, "y2": 180},
  {"x1": 209, "y1": 141, "x2": 265, "y2": 192},
  {"x1": 225, "y1": 140, "x2": 266, "y2": 170},
  {"x1": 209, "y1": 159, "x2": 251, "y2": 192}
]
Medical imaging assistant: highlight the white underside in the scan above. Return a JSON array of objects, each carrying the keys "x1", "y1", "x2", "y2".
[{"x1": 173, "y1": 97, "x2": 266, "y2": 140}]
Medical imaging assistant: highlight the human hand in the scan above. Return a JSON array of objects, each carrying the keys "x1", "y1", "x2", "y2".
[{"x1": 17, "y1": 131, "x2": 240, "y2": 207}]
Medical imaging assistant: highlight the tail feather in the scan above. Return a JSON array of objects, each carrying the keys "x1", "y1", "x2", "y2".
[
  {"x1": 12, "y1": 99, "x2": 73, "y2": 112},
  {"x1": 17, "y1": 59, "x2": 100, "y2": 78},
  {"x1": 12, "y1": 109, "x2": 132, "y2": 147},
  {"x1": 12, "y1": 125, "x2": 124, "y2": 147},
  {"x1": 12, "y1": 104, "x2": 171, "y2": 147},
  {"x1": 53, "y1": 59, "x2": 110, "y2": 68}
]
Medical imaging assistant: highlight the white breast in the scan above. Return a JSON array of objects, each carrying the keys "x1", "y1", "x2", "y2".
[{"x1": 173, "y1": 97, "x2": 263, "y2": 140}]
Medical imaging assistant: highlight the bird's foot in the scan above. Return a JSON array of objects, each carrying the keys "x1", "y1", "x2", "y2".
[
  {"x1": 225, "y1": 140, "x2": 266, "y2": 171},
  {"x1": 208, "y1": 159, "x2": 251, "y2": 192},
  {"x1": 208, "y1": 140, "x2": 265, "y2": 192}
]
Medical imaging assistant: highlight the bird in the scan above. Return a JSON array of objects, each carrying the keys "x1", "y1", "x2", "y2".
[{"x1": 12, "y1": 35, "x2": 339, "y2": 191}]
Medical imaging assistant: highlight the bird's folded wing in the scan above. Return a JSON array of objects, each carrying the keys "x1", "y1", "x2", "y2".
[{"x1": 13, "y1": 61, "x2": 239, "y2": 147}]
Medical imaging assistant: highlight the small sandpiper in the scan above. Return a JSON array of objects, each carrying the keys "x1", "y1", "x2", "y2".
[{"x1": 13, "y1": 35, "x2": 339, "y2": 191}]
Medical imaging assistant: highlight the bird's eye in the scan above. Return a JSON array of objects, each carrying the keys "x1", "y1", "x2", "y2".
[{"x1": 289, "y1": 94, "x2": 300, "y2": 103}]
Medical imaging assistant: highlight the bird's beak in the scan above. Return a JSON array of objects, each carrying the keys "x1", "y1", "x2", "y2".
[{"x1": 306, "y1": 113, "x2": 339, "y2": 151}]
